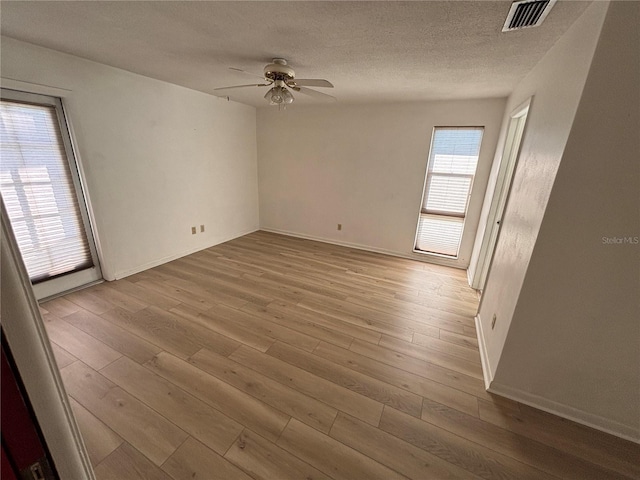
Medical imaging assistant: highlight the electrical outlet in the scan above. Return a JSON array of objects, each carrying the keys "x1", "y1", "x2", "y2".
[
  {"x1": 491, "y1": 314, "x2": 497, "y2": 329},
  {"x1": 337, "y1": 224, "x2": 342, "y2": 231},
  {"x1": 191, "y1": 226, "x2": 197, "y2": 235},
  {"x1": 200, "y1": 225, "x2": 205, "y2": 233}
]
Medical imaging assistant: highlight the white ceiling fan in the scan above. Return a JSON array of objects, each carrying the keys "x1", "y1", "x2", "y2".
[{"x1": 214, "y1": 58, "x2": 336, "y2": 107}]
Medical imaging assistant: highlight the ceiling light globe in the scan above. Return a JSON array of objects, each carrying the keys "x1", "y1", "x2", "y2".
[{"x1": 282, "y1": 89, "x2": 294, "y2": 104}]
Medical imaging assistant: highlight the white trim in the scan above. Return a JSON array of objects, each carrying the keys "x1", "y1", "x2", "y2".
[
  {"x1": 470, "y1": 97, "x2": 532, "y2": 291},
  {"x1": 477, "y1": 308, "x2": 639, "y2": 442},
  {"x1": 1, "y1": 77, "x2": 73, "y2": 98},
  {"x1": 487, "y1": 381, "x2": 640, "y2": 444},
  {"x1": 32, "y1": 267, "x2": 102, "y2": 300},
  {"x1": 113, "y1": 227, "x2": 259, "y2": 280},
  {"x1": 1, "y1": 200, "x2": 95, "y2": 479},
  {"x1": 475, "y1": 314, "x2": 493, "y2": 390},
  {"x1": 511, "y1": 97, "x2": 533, "y2": 119},
  {"x1": 260, "y1": 227, "x2": 468, "y2": 270},
  {"x1": 38, "y1": 279, "x2": 104, "y2": 304},
  {"x1": 467, "y1": 267, "x2": 475, "y2": 289},
  {"x1": 62, "y1": 102, "x2": 109, "y2": 280}
]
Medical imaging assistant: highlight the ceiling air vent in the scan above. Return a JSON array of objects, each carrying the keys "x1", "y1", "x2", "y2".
[{"x1": 502, "y1": 0, "x2": 557, "y2": 32}]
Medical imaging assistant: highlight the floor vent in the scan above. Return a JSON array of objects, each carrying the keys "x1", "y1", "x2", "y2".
[{"x1": 502, "y1": 0, "x2": 557, "y2": 32}]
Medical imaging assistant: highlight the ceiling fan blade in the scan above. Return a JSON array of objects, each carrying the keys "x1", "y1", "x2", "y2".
[
  {"x1": 294, "y1": 86, "x2": 337, "y2": 101},
  {"x1": 214, "y1": 83, "x2": 270, "y2": 92},
  {"x1": 292, "y1": 79, "x2": 334, "y2": 88},
  {"x1": 229, "y1": 67, "x2": 266, "y2": 80}
]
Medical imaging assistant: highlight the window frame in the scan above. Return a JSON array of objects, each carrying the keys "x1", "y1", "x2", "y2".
[
  {"x1": 1, "y1": 88, "x2": 102, "y2": 300},
  {"x1": 414, "y1": 126, "x2": 484, "y2": 259}
]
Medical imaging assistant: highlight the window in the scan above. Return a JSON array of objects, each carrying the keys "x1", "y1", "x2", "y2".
[
  {"x1": 0, "y1": 89, "x2": 101, "y2": 299},
  {"x1": 415, "y1": 127, "x2": 484, "y2": 257}
]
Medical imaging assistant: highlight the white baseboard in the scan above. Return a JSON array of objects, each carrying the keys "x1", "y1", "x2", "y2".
[
  {"x1": 112, "y1": 227, "x2": 259, "y2": 280},
  {"x1": 487, "y1": 382, "x2": 640, "y2": 444},
  {"x1": 467, "y1": 267, "x2": 474, "y2": 288},
  {"x1": 475, "y1": 314, "x2": 493, "y2": 390},
  {"x1": 260, "y1": 227, "x2": 468, "y2": 270},
  {"x1": 475, "y1": 313, "x2": 638, "y2": 443}
]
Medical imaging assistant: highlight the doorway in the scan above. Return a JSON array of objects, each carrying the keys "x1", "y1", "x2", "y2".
[
  {"x1": 471, "y1": 98, "x2": 531, "y2": 291},
  {"x1": 0, "y1": 89, "x2": 102, "y2": 300}
]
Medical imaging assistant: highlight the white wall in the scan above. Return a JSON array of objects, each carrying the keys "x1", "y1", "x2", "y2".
[
  {"x1": 476, "y1": 1, "x2": 608, "y2": 379},
  {"x1": 257, "y1": 99, "x2": 505, "y2": 268},
  {"x1": 476, "y1": 1, "x2": 639, "y2": 440},
  {"x1": 491, "y1": 0, "x2": 639, "y2": 440},
  {"x1": 1, "y1": 37, "x2": 259, "y2": 280}
]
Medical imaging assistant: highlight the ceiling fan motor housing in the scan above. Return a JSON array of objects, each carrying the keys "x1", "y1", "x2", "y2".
[{"x1": 264, "y1": 58, "x2": 295, "y2": 82}]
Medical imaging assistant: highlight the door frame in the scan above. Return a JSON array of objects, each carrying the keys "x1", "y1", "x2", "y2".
[
  {"x1": 471, "y1": 97, "x2": 532, "y2": 291},
  {"x1": 1, "y1": 199, "x2": 95, "y2": 479}
]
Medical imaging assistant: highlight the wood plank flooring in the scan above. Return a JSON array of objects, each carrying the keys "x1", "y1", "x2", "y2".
[{"x1": 41, "y1": 231, "x2": 639, "y2": 480}]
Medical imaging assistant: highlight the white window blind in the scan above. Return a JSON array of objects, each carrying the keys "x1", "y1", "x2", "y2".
[
  {"x1": 0, "y1": 98, "x2": 94, "y2": 283},
  {"x1": 415, "y1": 127, "x2": 483, "y2": 257}
]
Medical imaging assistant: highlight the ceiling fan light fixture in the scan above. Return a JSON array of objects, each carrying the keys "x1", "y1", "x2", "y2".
[
  {"x1": 265, "y1": 84, "x2": 294, "y2": 106},
  {"x1": 220, "y1": 59, "x2": 333, "y2": 106},
  {"x1": 282, "y1": 88, "x2": 294, "y2": 104},
  {"x1": 270, "y1": 87, "x2": 284, "y2": 104}
]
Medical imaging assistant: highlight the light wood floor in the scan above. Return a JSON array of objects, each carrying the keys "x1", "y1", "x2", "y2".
[{"x1": 41, "y1": 231, "x2": 639, "y2": 480}]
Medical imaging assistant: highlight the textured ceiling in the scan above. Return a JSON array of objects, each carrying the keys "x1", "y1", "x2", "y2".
[{"x1": 1, "y1": 1, "x2": 592, "y2": 107}]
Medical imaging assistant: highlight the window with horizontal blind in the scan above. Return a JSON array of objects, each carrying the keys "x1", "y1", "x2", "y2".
[
  {"x1": 0, "y1": 89, "x2": 101, "y2": 299},
  {"x1": 415, "y1": 127, "x2": 484, "y2": 257}
]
